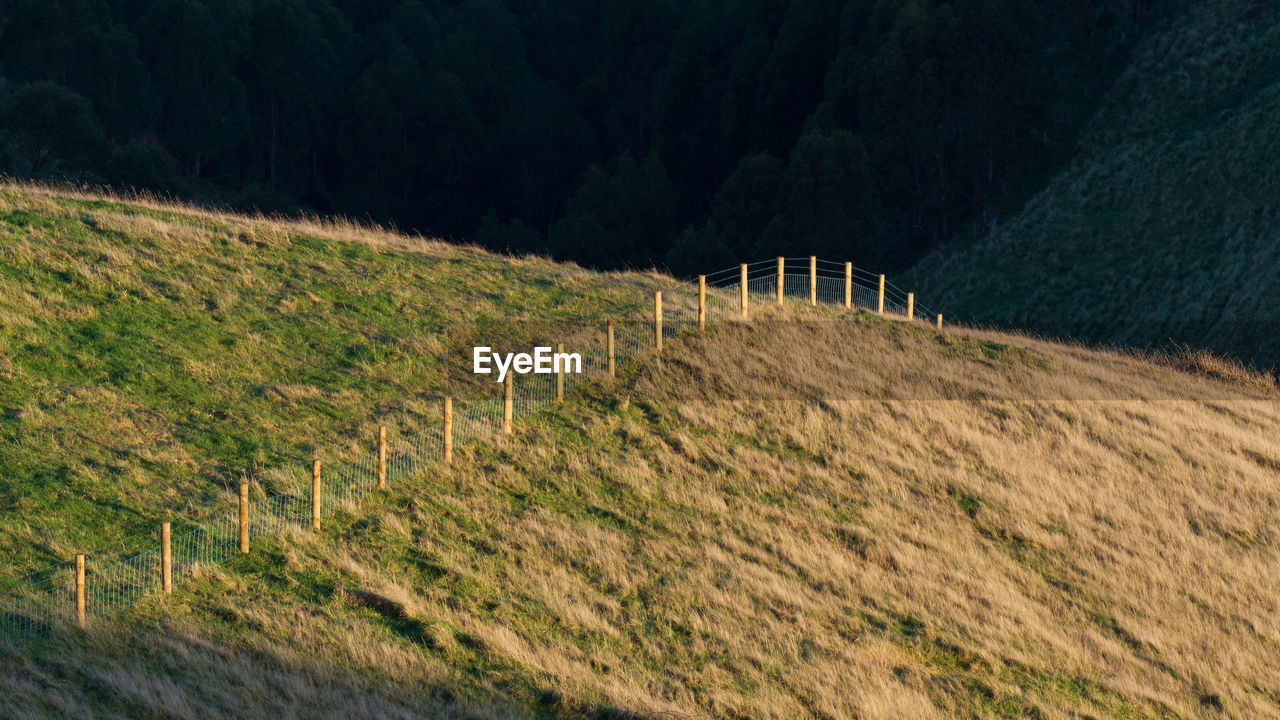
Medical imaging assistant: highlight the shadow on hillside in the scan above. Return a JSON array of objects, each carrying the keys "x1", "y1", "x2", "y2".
[{"x1": 0, "y1": 616, "x2": 689, "y2": 720}]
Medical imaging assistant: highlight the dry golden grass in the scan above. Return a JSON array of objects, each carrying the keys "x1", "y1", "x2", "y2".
[
  {"x1": 0, "y1": 177, "x2": 462, "y2": 258},
  {"x1": 4, "y1": 306, "x2": 1277, "y2": 719}
]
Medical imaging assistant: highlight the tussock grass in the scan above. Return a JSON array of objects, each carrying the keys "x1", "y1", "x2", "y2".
[
  {"x1": 4, "y1": 301, "x2": 1278, "y2": 718},
  {"x1": 1149, "y1": 344, "x2": 1277, "y2": 392},
  {"x1": 3, "y1": 185, "x2": 1278, "y2": 717}
]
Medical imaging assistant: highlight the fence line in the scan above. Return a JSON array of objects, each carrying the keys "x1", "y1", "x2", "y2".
[{"x1": 0, "y1": 256, "x2": 938, "y2": 647}]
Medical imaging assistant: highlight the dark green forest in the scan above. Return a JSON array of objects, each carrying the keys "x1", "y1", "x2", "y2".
[{"x1": 0, "y1": 0, "x2": 1165, "y2": 274}]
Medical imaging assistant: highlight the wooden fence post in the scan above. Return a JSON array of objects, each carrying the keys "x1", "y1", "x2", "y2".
[
  {"x1": 877, "y1": 274, "x2": 885, "y2": 315},
  {"x1": 809, "y1": 256, "x2": 817, "y2": 306},
  {"x1": 606, "y1": 320, "x2": 615, "y2": 376},
  {"x1": 739, "y1": 264, "x2": 748, "y2": 319},
  {"x1": 654, "y1": 292, "x2": 663, "y2": 353},
  {"x1": 443, "y1": 397, "x2": 454, "y2": 464},
  {"x1": 161, "y1": 522, "x2": 172, "y2": 594},
  {"x1": 239, "y1": 482, "x2": 249, "y2": 554},
  {"x1": 311, "y1": 459, "x2": 321, "y2": 531},
  {"x1": 907, "y1": 292, "x2": 915, "y2": 321},
  {"x1": 503, "y1": 373, "x2": 513, "y2": 435},
  {"x1": 75, "y1": 554, "x2": 86, "y2": 629},
  {"x1": 844, "y1": 262, "x2": 852, "y2": 308},
  {"x1": 555, "y1": 342, "x2": 565, "y2": 401},
  {"x1": 776, "y1": 257, "x2": 784, "y2": 305},
  {"x1": 377, "y1": 425, "x2": 387, "y2": 490},
  {"x1": 697, "y1": 277, "x2": 705, "y2": 330},
  {"x1": 937, "y1": 314, "x2": 943, "y2": 330}
]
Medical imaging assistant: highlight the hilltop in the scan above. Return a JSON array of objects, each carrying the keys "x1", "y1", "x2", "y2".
[
  {"x1": 2, "y1": 188, "x2": 1279, "y2": 718},
  {"x1": 908, "y1": 0, "x2": 1280, "y2": 369}
]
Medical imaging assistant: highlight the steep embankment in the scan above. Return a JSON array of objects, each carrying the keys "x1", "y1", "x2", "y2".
[
  {"x1": 0, "y1": 183, "x2": 662, "y2": 575},
  {"x1": 908, "y1": 0, "x2": 1280, "y2": 368},
  {"x1": 4, "y1": 297, "x2": 1280, "y2": 719}
]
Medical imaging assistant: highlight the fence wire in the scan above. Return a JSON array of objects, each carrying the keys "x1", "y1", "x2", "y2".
[{"x1": 0, "y1": 258, "x2": 931, "y2": 648}]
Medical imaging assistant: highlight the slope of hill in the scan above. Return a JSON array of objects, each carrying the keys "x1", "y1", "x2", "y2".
[
  {"x1": 907, "y1": 0, "x2": 1280, "y2": 369},
  {"x1": 0, "y1": 183, "x2": 663, "y2": 576},
  {"x1": 4, "y1": 295, "x2": 1280, "y2": 718},
  {"x1": 3, "y1": 187, "x2": 1280, "y2": 719}
]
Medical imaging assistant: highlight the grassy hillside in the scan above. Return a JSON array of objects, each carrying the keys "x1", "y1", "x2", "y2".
[
  {"x1": 907, "y1": 0, "x2": 1280, "y2": 369},
  {"x1": 3, "y1": 187, "x2": 1280, "y2": 718},
  {"x1": 4, "y1": 293, "x2": 1280, "y2": 718},
  {"x1": 0, "y1": 183, "x2": 664, "y2": 576}
]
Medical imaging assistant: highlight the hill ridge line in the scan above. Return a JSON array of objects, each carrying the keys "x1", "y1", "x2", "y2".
[{"x1": 0, "y1": 255, "x2": 922, "y2": 647}]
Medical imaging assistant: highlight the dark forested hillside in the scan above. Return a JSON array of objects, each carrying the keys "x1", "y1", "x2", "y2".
[
  {"x1": 0, "y1": 0, "x2": 1162, "y2": 273},
  {"x1": 907, "y1": 0, "x2": 1280, "y2": 370}
]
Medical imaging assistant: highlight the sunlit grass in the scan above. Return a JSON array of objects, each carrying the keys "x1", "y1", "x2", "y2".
[
  {"x1": 3, "y1": 184, "x2": 1279, "y2": 718},
  {"x1": 7, "y1": 308, "x2": 1280, "y2": 718},
  {"x1": 0, "y1": 181, "x2": 668, "y2": 574}
]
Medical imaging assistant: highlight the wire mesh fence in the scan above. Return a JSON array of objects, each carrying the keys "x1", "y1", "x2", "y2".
[{"x1": 0, "y1": 257, "x2": 933, "y2": 648}]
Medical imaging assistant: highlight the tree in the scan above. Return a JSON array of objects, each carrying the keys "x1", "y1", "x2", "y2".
[
  {"x1": 0, "y1": 0, "x2": 1141, "y2": 272},
  {"x1": 708, "y1": 151, "x2": 784, "y2": 259},
  {"x1": 936, "y1": 0, "x2": 1048, "y2": 222},
  {"x1": 653, "y1": 0, "x2": 744, "y2": 211},
  {"x1": 0, "y1": 0, "x2": 155, "y2": 138},
  {"x1": 762, "y1": 130, "x2": 876, "y2": 262},
  {"x1": 577, "y1": 0, "x2": 680, "y2": 153},
  {"x1": 751, "y1": 0, "x2": 841, "y2": 155},
  {"x1": 475, "y1": 210, "x2": 544, "y2": 255},
  {"x1": 549, "y1": 152, "x2": 678, "y2": 269},
  {"x1": 133, "y1": 0, "x2": 253, "y2": 186},
  {"x1": 244, "y1": 0, "x2": 351, "y2": 192},
  {"x1": 0, "y1": 82, "x2": 105, "y2": 178},
  {"x1": 664, "y1": 222, "x2": 734, "y2": 277}
]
